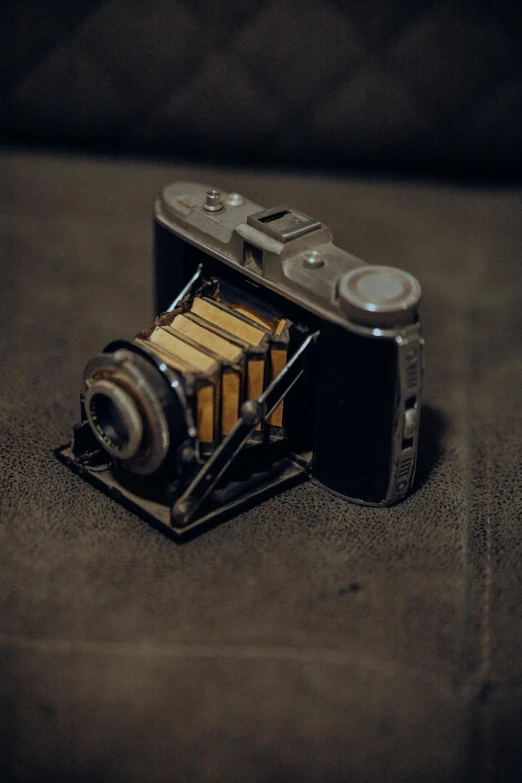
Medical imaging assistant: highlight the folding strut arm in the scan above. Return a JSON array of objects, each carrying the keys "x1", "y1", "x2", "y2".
[{"x1": 171, "y1": 331, "x2": 319, "y2": 527}]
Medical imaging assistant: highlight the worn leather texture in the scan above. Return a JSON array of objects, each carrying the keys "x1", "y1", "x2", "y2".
[
  {"x1": 1, "y1": 152, "x2": 521, "y2": 781},
  {"x1": 1, "y1": 1, "x2": 521, "y2": 178}
]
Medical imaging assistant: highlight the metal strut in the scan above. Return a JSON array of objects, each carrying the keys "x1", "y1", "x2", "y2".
[
  {"x1": 171, "y1": 330, "x2": 319, "y2": 527},
  {"x1": 166, "y1": 264, "x2": 203, "y2": 312}
]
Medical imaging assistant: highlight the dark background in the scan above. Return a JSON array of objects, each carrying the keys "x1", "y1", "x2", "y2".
[
  {"x1": 1, "y1": 3, "x2": 522, "y2": 782},
  {"x1": 1, "y1": 0, "x2": 521, "y2": 179}
]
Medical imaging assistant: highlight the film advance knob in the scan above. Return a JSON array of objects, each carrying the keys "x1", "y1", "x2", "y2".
[{"x1": 338, "y1": 265, "x2": 421, "y2": 327}]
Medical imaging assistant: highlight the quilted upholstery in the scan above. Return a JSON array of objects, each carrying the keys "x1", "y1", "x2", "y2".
[{"x1": 1, "y1": 0, "x2": 521, "y2": 176}]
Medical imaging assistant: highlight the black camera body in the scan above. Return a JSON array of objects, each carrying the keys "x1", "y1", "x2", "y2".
[{"x1": 57, "y1": 182, "x2": 423, "y2": 539}]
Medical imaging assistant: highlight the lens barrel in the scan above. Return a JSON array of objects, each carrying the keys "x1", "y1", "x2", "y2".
[
  {"x1": 83, "y1": 348, "x2": 186, "y2": 475},
  {"x1": 85, "y1": 378, "x2": 144, "y2": 460}
]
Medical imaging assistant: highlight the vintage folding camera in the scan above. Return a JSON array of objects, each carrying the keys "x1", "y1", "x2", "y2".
[{"x1": 57, "y1": 182, "x2": 423, "y2": 539}]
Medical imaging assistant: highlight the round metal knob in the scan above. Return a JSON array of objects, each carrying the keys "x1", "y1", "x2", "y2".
[
  {"x1": 338, "y1": 265, "x2": 421, "y2": 327},
  {"x1": 203, "y1": 189, "x2": 224, "y2": 212}
]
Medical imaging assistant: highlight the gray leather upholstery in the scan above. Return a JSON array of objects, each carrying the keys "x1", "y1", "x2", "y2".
[
  {"x1": 1, "y1": 152, "x2": 521, "y2": 780},
  {"x1": 1, "y1": 1, "x2": 521, "y2": 177}
]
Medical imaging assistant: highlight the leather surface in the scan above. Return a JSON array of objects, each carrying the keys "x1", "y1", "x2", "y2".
[
  {"x1": 0, "y1": 152, "x2": 521, "y2": 781},
  {"x1": 1, "y1": 1, "x2": 521, "y2": 177}
]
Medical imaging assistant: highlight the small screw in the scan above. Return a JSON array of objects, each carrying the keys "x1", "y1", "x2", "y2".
[
  {"x1": 225, "y1": 192, "x2": 245, "y2": 207},
  {"x1": 204, "y1": 189, "x2": 224, "y2": 212},
  {"x1": 179, "y1": 445, "x2": 195, "y2": 464},
  {"x1": 303, "y1": 252, "x2": 324, "y2": 269}
]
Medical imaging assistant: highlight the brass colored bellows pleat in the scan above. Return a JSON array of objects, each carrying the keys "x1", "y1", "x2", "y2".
[{"x1": 137, "y1": 293, "x2": 290, "y2": 447}]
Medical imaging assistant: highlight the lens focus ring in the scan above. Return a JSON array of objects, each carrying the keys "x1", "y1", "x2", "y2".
[{"x1": 85, "y1": 379, "x2": 143, "y2": 460}]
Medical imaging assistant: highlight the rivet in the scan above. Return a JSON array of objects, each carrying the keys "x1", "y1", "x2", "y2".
[
  {"x1": 303, "y1": 252, "x2": 324, "y2": 269},
  {"x1": 225, "y1": 192, "x2": 245, "y2": 207}
]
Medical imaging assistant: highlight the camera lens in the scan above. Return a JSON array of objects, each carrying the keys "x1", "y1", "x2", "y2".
[
  {"x1": 82, "y1": 348, "x2": 188, "y2": 475},
  {"x1": 91, "y1": 394, "x2": 128, "y2": 447},
  {"x1": 85, "y1": 378, "x2": 144, "y2": 461}
]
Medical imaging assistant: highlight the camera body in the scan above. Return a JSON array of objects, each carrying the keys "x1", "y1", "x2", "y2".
[{"x1": 57, "y1": 182, "x2": 423, "y2": 539}]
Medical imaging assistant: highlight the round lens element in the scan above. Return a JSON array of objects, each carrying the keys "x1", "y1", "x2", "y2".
[
  {"x1": 85, "y1": 379, "x2": 143, "y2": 460},
  {"x1": 338, "y1": 265, "x2": 421, "y2": 327},
  {"x1": 82, "y1": 349, "x2": 184, "y2": 475}
]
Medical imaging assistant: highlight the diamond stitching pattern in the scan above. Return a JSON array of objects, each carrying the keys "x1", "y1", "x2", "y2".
[{"x1": 1, "y1": 0, "x2": 521, "y2": 175}]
